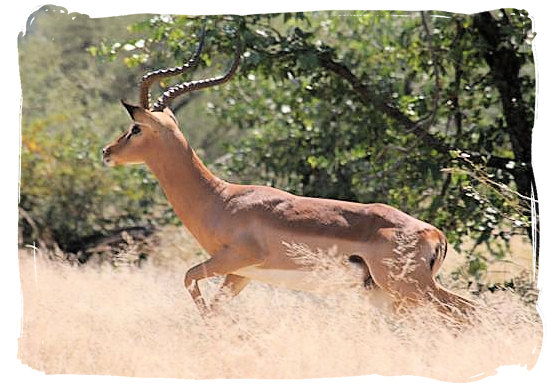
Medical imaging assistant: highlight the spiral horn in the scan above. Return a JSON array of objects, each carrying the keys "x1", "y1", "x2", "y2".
[{"x1": 138, "y1": 20, "x2": 207, "y2": 110}]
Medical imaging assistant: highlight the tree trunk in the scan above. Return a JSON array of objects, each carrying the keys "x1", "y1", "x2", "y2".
[{"x1": 473, "y1": 11, "x2": 538, "y2": 260}]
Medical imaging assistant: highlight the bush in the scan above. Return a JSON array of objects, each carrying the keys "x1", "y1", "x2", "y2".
[{"x1": 19, "y1": 112, "x2": 165, "y2": 252}]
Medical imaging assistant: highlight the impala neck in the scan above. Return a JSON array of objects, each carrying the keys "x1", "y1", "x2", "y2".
[{"x1": 145, "y1": 129, "x2": 226, "y2": 244}]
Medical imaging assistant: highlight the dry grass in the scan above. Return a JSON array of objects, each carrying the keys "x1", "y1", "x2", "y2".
[{"x1": 18, "y1": 228, "x2": 542, "y2": 382}]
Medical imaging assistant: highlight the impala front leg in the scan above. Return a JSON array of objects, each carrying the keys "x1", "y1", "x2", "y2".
[
  {"x1": 211, "y1": 274, "x2": 251, "y2": 312},
  {"x1": 183, "y1": 250, "x2": 259, "y2": 317},
  {"x1": 184, "y1": 267, "x2": 209, "y2": 316}
]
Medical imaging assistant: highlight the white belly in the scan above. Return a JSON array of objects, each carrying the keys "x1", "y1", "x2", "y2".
[{"x1": 232, "y1": 266, "x2": 361, "y2": 293}]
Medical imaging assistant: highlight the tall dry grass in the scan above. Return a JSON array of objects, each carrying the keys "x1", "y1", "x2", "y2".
[{"x1": 18, "y1": 228, "x2": 541, "y2": 381}]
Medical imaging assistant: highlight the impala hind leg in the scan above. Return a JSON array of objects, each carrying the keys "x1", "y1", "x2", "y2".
[
  {"x1": 369, "y1": 269, "x2": 475, "y2": 321},
  {"x1": 427, "y1": 283, "x2": 477, "y2": 318},
  {"x1": 364, "y1": 241, "x2": 475, "y2": 322}
]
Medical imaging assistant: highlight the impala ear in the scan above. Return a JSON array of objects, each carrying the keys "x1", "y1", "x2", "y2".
[
  {"x1": 121, "y1": 99, "x2": 161, "y2": 127},
  {"x1": 121, "y1": 99, "x2": 143, "y2": 120}
]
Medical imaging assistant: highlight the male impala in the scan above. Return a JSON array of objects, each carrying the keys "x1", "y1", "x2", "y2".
[{"x1": 102, "y1": 26, "x2": 474, "y2": 319}]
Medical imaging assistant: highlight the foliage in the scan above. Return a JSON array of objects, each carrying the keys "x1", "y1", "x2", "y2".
[
  {"x1": 20, "y1": 113, "x2": 161, "y2": 252},
  {"x1": 18, "y1": 6, "x2": 168, "y2": 251}
]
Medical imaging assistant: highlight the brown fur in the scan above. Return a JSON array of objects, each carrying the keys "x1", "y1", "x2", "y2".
[{"x1": 103, "y1": 102, "x2": 475, "y2": 320}]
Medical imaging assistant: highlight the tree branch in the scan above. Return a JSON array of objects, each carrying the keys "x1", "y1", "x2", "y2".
[
  {"x1": 315, "y1": 51, "x2": 521, "y2": 174},
  {"x1": 317, "y1": 52, "x2": 447, "y2": 152},
  {"x1": 243, "y1": 22, "x2": 522, "y2": 175}
]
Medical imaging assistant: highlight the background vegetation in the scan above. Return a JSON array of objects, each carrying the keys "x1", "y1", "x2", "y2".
[{"x1": 18, "y1": 6, "x2": 537, "y2": 289}]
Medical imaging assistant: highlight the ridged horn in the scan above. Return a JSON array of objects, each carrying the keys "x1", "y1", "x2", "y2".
[
  {"x1": 138, "y1": 20, "x2": 207, "y2": 110},
  {"x1": 151, "y1": 37, "x2": 241, "y2": 112}
]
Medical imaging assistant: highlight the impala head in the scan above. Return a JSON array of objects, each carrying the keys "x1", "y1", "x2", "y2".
[
  {"x1": 102, "y1": 101, "x2": 177, "y2": 166},
  {"x1": 102, "y1": 22, "x2": 240, "y2": 167}
]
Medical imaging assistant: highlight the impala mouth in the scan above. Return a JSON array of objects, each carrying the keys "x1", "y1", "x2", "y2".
[{"x1": 103, "y1": 156, "x2": 115, "y2": 167}]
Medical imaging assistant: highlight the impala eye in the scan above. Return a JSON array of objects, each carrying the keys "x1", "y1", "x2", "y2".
[{"x1": 131, "y1": 125, "x2": 141, "y2": 135}]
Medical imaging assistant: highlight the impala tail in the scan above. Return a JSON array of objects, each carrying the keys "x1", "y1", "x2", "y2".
[{"x1": 430, "y1": 233, "x2": 447, "y2": 274}]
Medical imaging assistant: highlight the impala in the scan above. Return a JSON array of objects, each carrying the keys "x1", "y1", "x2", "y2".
[{"x1": 102, "y1": 25, "x2": 475, "y2": 320}]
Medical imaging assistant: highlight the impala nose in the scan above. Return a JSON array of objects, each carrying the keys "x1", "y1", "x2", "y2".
[{"x1": 102, "y1": 147, "x2": 114, "y2": 166}]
